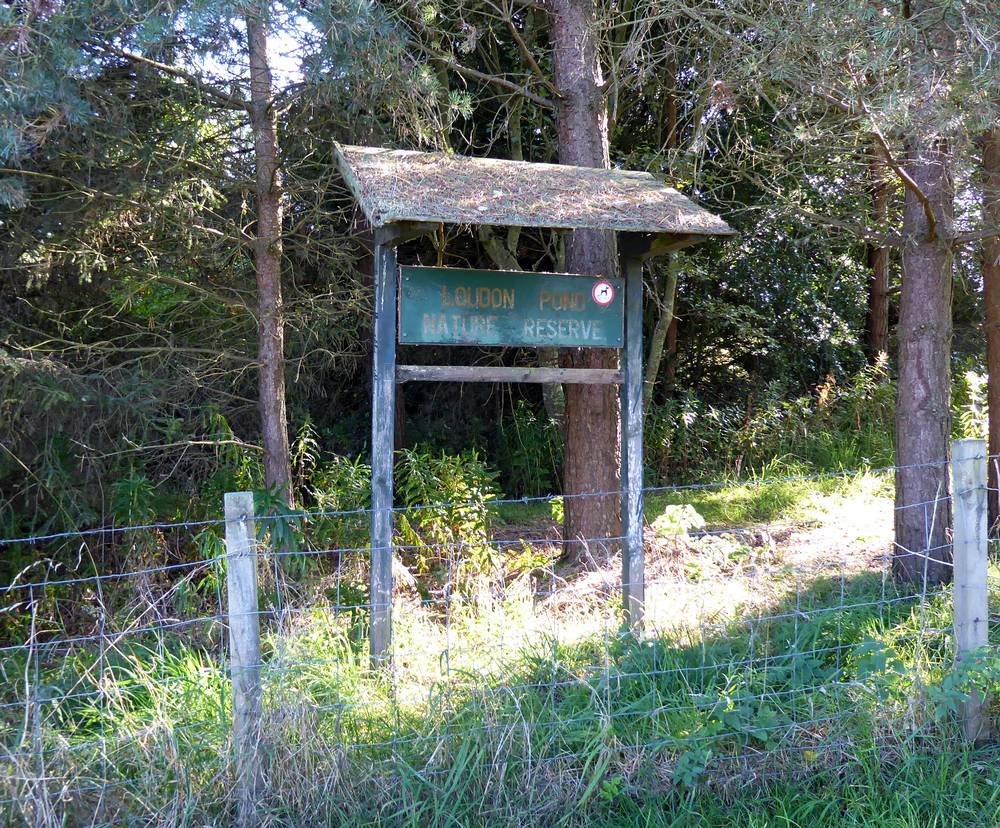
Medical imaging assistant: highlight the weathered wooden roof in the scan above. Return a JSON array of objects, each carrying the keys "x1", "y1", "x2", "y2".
[{"x1": 334, "y1": 144, "x2": 734, "y2": 237}]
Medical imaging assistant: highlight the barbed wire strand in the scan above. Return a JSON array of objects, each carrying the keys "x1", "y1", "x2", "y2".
[{"x1": 0, "y1": 457, "x2": 987, "y2": 818}]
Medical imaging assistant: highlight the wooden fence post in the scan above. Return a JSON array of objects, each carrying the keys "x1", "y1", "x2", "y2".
[
  {"x1": 224, "y1": 491, "x2": 263, "y2": 824},
  {"x1": 951, "y1": 438, "x2": 990, "y2": 742}
]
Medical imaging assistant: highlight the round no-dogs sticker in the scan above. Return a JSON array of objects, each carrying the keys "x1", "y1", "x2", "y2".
[{"x1": 592, "y1": 280, "x2": 615, "y2": 307}]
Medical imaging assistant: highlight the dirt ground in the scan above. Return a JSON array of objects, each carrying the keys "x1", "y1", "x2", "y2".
[
  {"x1": 524, "y1": 477, "x2": 898, "y2": 641},
  {"x1": 387, "y1": 477, "x2": 900, "y2": 673}
]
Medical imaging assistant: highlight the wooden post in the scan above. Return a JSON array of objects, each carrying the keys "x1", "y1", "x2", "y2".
[
  {"x1": 224, "y1": 491, "x2": 263, "y2": 824},
  {"x1": 620, "y1": 252, "x2": 645, "y2": 632},
  {"x1": 951, "y1": 438, "x2": 990, "y2": 742},
  {"x1": 370, "y1": 227, "x2": 398, "y2": 665}
]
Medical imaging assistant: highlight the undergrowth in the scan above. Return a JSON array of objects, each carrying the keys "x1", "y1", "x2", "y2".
[
  {"x1": 3, "y1": 527, "x2": 999, "y2": 826},
  {"x1": 2, "y1": 366, "x2": 999, "y2": 825},
  {"x1": 645, "y1": 357, "x2": 896, "y2": 485}
]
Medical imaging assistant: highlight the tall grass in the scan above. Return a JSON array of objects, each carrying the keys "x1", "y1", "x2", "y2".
[
  {"x1": 2, "y1": 542, "x2": 995, "y2": 826},
  {"x1": 645, "y1": 359, "x2": 895, "y2": 484}
]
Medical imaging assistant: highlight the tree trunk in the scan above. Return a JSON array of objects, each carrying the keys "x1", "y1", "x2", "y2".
[
  {"x1": 644, "y1": 253, "x2": 679, "y2": 413},
  {"x1": 893, "y1": 2, "x2": 955, "y2": 584},
  {"x1": 643, "y1": 54, "x2": 680, "y2": 412},
  {"x1": 664, "y1": 315, "x2": 678, "y2": 386},
  {"x1": 983, "y1": 126, "x2": 1000, "y2": 531},
  {"x1": 864, "y1": 243, "x2": 890, "y2": 361},
  {"x1": 552, "y1": 0, "x2": 620, "y2": 562},
  {"x1": 245, "y1": 2, "x2": 292, "y2": 504},
  {"x1": 864, "y1": 155, "x2": 890, "y2": 362}
]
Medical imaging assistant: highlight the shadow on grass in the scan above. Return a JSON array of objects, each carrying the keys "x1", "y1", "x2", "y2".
[
  {"x1": 345, "y1": 570, "x2": 959, "y2": 825},
  {"x1": 3, "y1": 554, "x2": 980, "y2": 827}
]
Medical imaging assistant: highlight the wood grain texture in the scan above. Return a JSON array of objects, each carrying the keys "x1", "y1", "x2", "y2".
[
  {"x1": 620, "y1": 254, "x2": 645, "y2": 632},
  {"x1": 951, "y1": 440, "x2": 990, "y2": 741},
  {"x1": 224, "y1": 491, "x2": 262, "y2": 826},
  {"x1": 369, "y1": 231, "x2": 397, "y2": 666},
  {"x1": 396, "y1": 365, "x2": 623, "y2": 384}
]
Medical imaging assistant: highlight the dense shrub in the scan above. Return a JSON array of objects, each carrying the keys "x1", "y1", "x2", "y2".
[
  {"x1": 494, "y1": 398, "x2": 562, "y2": 498},
  {"x1": 396, "y1": 447, "x2": 500, "y2": 578},
  {"x1": 645, "y1": 357, "x2": 896, "y2": 483}
]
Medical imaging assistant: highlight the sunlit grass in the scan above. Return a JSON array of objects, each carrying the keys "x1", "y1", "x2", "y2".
[
  {"x1": 647, "y1": 466, "x2": 894, "y2": 528},
  {"x1": 495, "y1": 464, "x2": 895, "y2": 532},
  {"x1": 0, "y1": 474, "x2": 994, "y2": 826}
]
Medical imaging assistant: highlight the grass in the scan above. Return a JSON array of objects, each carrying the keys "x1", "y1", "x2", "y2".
[
  {"x1": 599, "y1": 748, "x2": 1000, "y2": 826},
  {"x1": 495, "y1": 461, "x2": 895, "y2": 530},
  {"x1": 647, "y1": 469, "x2": 893, "y2": 528},
  {"x1": 1, "y1": 472, "x2": 998, "y2": 827}
]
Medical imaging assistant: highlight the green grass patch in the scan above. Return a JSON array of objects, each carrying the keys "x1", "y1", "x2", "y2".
[
  {"x1": 492, "y1": 478, "x2": 835, "y2": 529},
  {"x1": 493, "y1": 467, "x2": 894, "y2": 530},
  {"x1": 647, "y1": 469, "x2": 893, "y2": 528},
  {"x1": 597, "y1": 748, "x2": 1000, "y2": 827},
  {"x1": 0, "y1": 475, "x2": 991, "y2": 827},
  {"x1": 0, "y1": 564, "x2": 985, "y2": 826}
]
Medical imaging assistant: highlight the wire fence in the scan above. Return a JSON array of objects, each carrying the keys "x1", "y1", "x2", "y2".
[{"x1": 0, "y1": 446, "x2": 995, "y2": 825}]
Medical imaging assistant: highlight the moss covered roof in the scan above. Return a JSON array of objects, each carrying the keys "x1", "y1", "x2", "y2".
[{"x1": 334, "y1": 144, "x2": 734, "y2": 237}]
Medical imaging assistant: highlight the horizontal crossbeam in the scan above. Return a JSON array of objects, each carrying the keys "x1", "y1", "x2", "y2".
[
  {"x1": 395, "y1": 365, "x2": 623, "y2": 384},
  {"x1": 619, "y1": 232, "x2": 709, "y2": 260}
]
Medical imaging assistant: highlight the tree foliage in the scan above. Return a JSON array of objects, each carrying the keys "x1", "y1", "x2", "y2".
[{"x1": 0, "y1": 0, "x2": 997, "y2": 568}]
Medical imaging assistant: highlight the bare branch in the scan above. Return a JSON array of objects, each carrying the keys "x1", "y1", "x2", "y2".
[
  {"x1": 99, "y1": 45, "x2": 249, "y2": 111},
  {"x1": 95, "y1": 439, "x2": 263, "y2": 458},
  {"x1": 841, "y1": 63, "x2": 939, "y2": 243},
  {"x1": 955, "y1": 226, "x2": 1000, "y2": 245},
  {"x1": 868, "y1": 122, "x2": 938, "y2": 244},
  {"x1": 789, "y1": 204, "x2": 902, "y2": 247},
  {"x1": 788, "y1": 78, "x2": 853, "y2": 114},
  {"x1": 412, "y1": 42, "x2": 554, "y2": 111},
  {"x1": 496, "y1": 2, "x2": 561, "y2": 99}
]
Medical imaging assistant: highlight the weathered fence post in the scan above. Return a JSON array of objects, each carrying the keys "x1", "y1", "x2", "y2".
[
  {"x1": 224, "y1": 491, "x2": 263, "y2": 824},
  {"x1": 951, "y1": 438, "x2": 990, "y2": 742}
]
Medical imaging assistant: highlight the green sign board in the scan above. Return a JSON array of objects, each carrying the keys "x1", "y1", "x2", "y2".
[{"x1": 398, "y1": 266, "x2": 624, "y2": 348}]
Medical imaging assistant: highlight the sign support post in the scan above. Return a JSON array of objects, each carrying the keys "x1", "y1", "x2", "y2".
[
  {"x1": 620, "y1": 252, "x2": 645, "y2": 632},
  {"x1": 368, "y1": 230, "x2": 709, "y2": 663},
  {"x1": 369, "y1": 226, "x2": 398, "y2": 665},
  {"x1": 369, "y1": 222, "x2": 437, "y2": 668}
]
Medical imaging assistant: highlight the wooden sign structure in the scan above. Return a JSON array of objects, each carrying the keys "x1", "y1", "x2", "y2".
[{"x1": 333, "y1": 143, "x2": 734, "y2": 664}]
